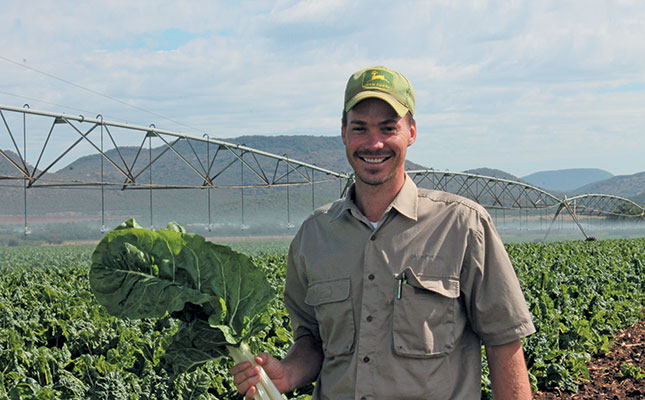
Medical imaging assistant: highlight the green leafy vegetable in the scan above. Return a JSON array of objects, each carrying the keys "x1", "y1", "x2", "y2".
[{"x1": 89, "y1": 219, "x2": 276, "y2": 377}]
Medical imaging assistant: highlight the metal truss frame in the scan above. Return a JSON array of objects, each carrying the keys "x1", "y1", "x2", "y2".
[
  {"x1": 565, "y1": 194, "x2": 645, "y2": 217},
  {"x1": 408, "y1": 169, "x2": 644, "y2": 216},
  {"x1": 408, "y1": 169, "x2": 562, "y2": 210},
  {"x1": 1, "y1": 104, "x2": 643, "y2": 238},
  {"x1": 408, "y1": 169, "x2": 644, "y2": 240},
  {"x1": 0, "y1": 104, "x2": 350, "y2": 190}
]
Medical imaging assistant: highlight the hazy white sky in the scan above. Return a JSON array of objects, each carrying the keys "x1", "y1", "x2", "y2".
[{"x1": 1, "y1": 0, "x2": 644, "y2": 177}]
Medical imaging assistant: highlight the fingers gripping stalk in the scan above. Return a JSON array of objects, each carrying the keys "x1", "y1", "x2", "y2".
[{"x1": 228, "y1": 343, "x2": 284, "y2": 400}]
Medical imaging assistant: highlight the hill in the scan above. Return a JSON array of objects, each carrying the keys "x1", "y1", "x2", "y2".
[
  {"x1": 1, "y1": 135, "x2": 430, "y2": 231},
  {"x1": 521, "y1": 168, "x2": 613, "y2": 192},
  {"x1": 573, "y1": 172, "x2": 645, "y2": 200},
  {"x1": 632, "y1": 192, "x2": 645, "y2": 205},
  {"x1": 4, "y1": 136, "x2": 642, "y2": 236},
  {"x1": 0, "y1": 150, "x2": 20, "y2": 177},
  {"x1": 464, "y1": 168, "x2": 521, "y2": 181},
  {"x1": 0, "y1": 150, "x2": 46, "y2": 177},
  {"x1": 51, "y1": 135, "x2": 427, "y2": 184}
]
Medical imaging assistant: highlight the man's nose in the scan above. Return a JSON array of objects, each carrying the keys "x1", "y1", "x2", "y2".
[{"x1": 365, "y1": 130, "x2": 384, "y2": 149}]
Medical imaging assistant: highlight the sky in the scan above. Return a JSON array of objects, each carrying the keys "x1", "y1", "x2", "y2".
[{"x1": 1, "y1": 0, "x2": 644, "y2": 178}]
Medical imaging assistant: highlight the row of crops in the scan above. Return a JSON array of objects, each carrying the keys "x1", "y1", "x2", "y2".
[{"x1": 1, "y1": 238, "x2": 644, "y2": 399}]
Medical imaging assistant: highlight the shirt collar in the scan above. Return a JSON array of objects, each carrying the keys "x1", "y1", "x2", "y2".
[
  {"x1": 329, "y1": 184, "x2": 358, "y2": 221},
  {"x1": 330, "y1": 174, "x2": 418, "y2": 222},
  {"x1": 389, "y1": 175, "x2": 419, "y2": 221}
]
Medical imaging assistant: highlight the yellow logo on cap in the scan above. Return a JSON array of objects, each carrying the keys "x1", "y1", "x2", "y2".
[{"x1": 362, "y1": 69, "x2": 393, "y2": 90}]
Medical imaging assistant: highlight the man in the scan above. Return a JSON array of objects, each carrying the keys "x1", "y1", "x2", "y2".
[{"x1": 232, "y1": 66, "x2": 535, "y2": 399}]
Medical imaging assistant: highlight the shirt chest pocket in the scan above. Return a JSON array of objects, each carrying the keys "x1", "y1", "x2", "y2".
[
  {"x1": 393, "y1": 267, "x2": 460, "y2": 358},
  {"x1": 305, "y1": 277, "x2": 355, "y2": 357}
]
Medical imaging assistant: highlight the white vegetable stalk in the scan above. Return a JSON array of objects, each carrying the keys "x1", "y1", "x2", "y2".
[{"x1": 227, "y1": 342, "x2": 285, "y2": 400}]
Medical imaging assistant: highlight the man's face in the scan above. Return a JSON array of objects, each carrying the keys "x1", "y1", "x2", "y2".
[{"x1": 341, "y1": 98, "x2": 416, "y2": 187}]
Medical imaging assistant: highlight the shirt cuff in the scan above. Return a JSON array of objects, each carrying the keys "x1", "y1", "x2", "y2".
[{"x1": 480, "y1": 320, "x2": 536, "y2": 346}]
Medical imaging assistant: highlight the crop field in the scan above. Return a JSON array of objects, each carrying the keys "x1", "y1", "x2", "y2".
[{"x1": 0, "y1": 238, "x2": 644, "y2": 399}]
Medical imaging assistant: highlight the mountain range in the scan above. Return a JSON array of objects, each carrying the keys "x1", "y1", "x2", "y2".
[
  {"x1": 1, "y1": 135, "x2": 644, "y2": 228},
  {"x1": 521, "y1": 168, "x2": 614, "y2": 192}
]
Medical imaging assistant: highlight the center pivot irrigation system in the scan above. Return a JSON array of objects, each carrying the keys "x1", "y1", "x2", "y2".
[{"x1": 1, "y1": 104, "x2": 643, "y2": 240}]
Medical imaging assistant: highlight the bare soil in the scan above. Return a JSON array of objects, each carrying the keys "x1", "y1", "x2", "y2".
[{"x1": 534, "y1": 317, "x2": 644, "y2": 399}]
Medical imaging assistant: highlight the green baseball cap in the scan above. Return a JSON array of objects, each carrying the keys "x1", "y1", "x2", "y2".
[{"x1": 344, "y1": 65, "x2": 415, "y2": 117}]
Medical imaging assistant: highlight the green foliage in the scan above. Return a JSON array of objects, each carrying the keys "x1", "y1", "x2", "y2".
[
  {"x1": 90, "y1": 219, "x2": 276, "y2": 375},
  {"x1": 508, "y1": 238, "x2": 645, "y2": 393},
  {"x1": 619, "y1": 362, "x2": 645, "y2": 380},
  {"x1": 1, "y1": 238, "x2": 644, "y2": 398}
]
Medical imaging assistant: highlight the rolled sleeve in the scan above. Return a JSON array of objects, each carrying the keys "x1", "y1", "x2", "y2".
[{"x1": 461, "y1": 212, "x2": 536, "y2": 346}]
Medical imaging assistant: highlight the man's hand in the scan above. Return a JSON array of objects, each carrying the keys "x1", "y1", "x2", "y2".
[
  {"x1": 230, "y1": 335, "x2": 324, "y2": 399},
  {"x1": 231, "y1": 352, "x2": 290, "y2": 399},
  {"x1": 485, "y1": 339, "x2": 532, "y2": 400}
]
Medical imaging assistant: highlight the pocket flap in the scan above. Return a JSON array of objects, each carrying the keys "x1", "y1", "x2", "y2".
[
  {"x1": 402, "y1": 267, "x2": 460, "y2": 298},
  {"x1": 305, "y1": 278, "x2": 350, "y2": 306}
]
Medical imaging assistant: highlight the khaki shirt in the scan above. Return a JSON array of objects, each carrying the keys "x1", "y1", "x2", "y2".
[{"x1": 285, "y1": 177, "x2": 535, "y2": 400}]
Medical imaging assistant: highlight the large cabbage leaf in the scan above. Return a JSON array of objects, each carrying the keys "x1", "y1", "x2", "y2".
[{"x1": 89, "y1": 219, "x2": 275, "y2": 373}]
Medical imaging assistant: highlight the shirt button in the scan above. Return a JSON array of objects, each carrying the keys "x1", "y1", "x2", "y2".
[
  {"x1": 363, "y1": 356, "x2": 370, "y2": 363},
  {"x1": 370, "y1": 235, "x2": 376, "y2": 241},
  {"x1": 360, "y1": 397, "x2": 367, "y2": 400},
  {"x1": 366, "y1": 315, "x2": 373, "y2": 322},
  {"x1": 368, "y1": 274, "x2": 375, "y2": 280}
]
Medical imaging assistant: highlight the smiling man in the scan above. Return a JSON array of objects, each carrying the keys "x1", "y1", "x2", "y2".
[{"x1": 232, "y1": 66, "x2": 535, "y2": 399}]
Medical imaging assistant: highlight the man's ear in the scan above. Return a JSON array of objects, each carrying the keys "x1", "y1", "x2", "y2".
[
  {"x1": 408, "y1": 120, "x2": 417, "y2": 147},
  {"x1": 341, "y1": 124, "x2": 348, "y2": 145}
]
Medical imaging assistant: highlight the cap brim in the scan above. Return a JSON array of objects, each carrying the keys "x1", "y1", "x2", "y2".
[{"x1": 345, "y1": 91, "x2": 409, "y2": 117}]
